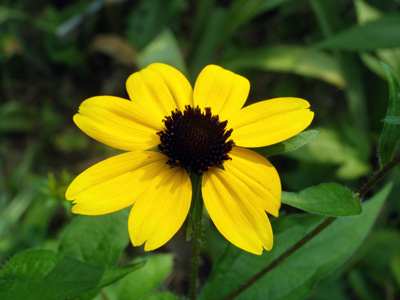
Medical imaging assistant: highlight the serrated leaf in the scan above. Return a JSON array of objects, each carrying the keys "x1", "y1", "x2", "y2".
[
  {"x1": 117, "y1": 254, "x2": 174, "y2": 300},
  {"x1": 221, "y1": 46, "x2": 345, "y2": 87},
  {"x1": 200, "y1": 183, "x2": 391, "y2": 300},
  {"x1": 0, "y1": 249, "x2": 143, "y2": 300},
  {"x1": 252, "y1": 130, "x2": 319, "y2": 157},
  {"x1": 317, "y1": 15, "x2": 400, "y2": 51},
  {"x1": 282, "y1": 183, "x2": 362, "y2": 217},
  {"x1": 58, "y1": 209, "x2": 130, "y2": 267},
  {"x1": 379, "y1": 62, "x2": 400, "y2": 166}
]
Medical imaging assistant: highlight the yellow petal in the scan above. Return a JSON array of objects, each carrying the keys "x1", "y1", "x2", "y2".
[
  {"x1": 74, "y1": 96, "x2": 161, "y2": 151},
  {"x1": 66, "y1": 151, "x2": 168, "y2": 215},
  {"x1": 229, "y1": 97, "x2": 314, "y2": 147},
  {"x1": 128, "y1": 166, "x2": 191, "y2": 251},
  {"x1": 126, "y1": 63, "x2": 193, "y2": 120},
  {"x1": 202, "y1": 167, "x2": 274, "y2": 255},
  {"x1": 225, "y1": 147, "x2": 281, "y2": 217},
  {"x1": 193, "y1": 65, "x2": 249, "y2": 121}
]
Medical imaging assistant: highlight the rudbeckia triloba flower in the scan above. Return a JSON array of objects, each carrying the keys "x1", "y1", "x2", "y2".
[{"x1": 66, "y1": 63, "x2": 314, "y2": 255}]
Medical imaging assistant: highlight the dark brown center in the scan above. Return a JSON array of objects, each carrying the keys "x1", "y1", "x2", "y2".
[{"x1": 157, "y1": 105, "x2": 234, "y2": 176}]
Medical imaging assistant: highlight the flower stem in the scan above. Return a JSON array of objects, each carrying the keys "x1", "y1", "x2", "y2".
[
  {"x1": 223, "y1": 152, "x2": 400, "y2": 300},
  {"x1": 357, "y1": 152, "x2": 400, "y2": 199},
  {"x1": 189, "y1": 174, "x2": 203, "y2": 300}
]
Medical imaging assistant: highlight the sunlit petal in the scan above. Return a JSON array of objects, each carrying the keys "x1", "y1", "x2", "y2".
[
  {"x1": 225, "y1": 147, "x2": 281, "y2": 217},
  {"x1": 128, "y1": 167, "x2": 192, "y2": 251},
  {"x1": 126, "y1": 63, "x2": 193, "y2": 120},
  {"x1": 66, "y1": 151, "x2": 167, "y2": 215},
  {"x1": 73, "y1": 96, "x2": 161, "y2": 151},
  {"x1": 193, "y1": 65, "x2": 249, "y2": 121},
  {"x1": 229, "y1": 97, "x2": 314, "y2": 147},
  {"x1": 202, "y1": 167, "x2": 274, "y2": 255}
]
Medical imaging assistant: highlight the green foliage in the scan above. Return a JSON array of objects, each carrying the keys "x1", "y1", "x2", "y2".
[
  {"x1": 317, "y1": 15, "x2": 400, "y2": 51},
  {"x1": 221, "y1": 46, "x2": 345, "y2": 87},
  {"x1": 125, "y1": 0, "x2": 186, "y2": 50},
  {"x1": 2, "y1": 0, "x2": 400, "y2": 299},
  {"x1": 392, "y1": 253, "x2": 400, "y2": 288},
  {"x1": 0, "y1": 249, "x2": 143, "y2": 300},
  {"x1": 58, "y1": 209, "x2": 130, "y2": 267},
  {"x1": 117, "y1": 254, "x2": 174, "y2": 300},
  {"x1": 0, "y1": 101, "x2": 36, "y2": 133},
  {"x1": 383, "y1": 116, "x2": 400, "y2": 124},
  {"x1": 225, "y1": 0, "x2": 296, "y2": 36},
  {"x1": 253, "y1": 130, "x2": 319, "y2": 157},
  {"x1": 199, "y1": 183, "x2": 391, "y2": 300},
  {"x1": 282, "y1": 183, "x2": 362, "y2": 217},
  {"x1": 286, "y1": 127, "x2": 370, "y2": 180},
  {"x1": 140, "y1": 292, "x2": 182, "y2": 300},
  {"x1": 379, "y1": 62, "x2": 400, "y2": 166},
  {"x1": 137, "y1": 29, "x2": 187, "y2": 75}
]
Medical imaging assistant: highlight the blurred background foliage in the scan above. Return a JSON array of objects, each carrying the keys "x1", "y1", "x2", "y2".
[{"x1": 0, "y1": 0, "x2": 400, "y2": 299}]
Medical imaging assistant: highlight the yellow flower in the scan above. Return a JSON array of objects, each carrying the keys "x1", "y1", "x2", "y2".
[{"x1": 65, "y1": 63, "x2": 314, "y2": 255}]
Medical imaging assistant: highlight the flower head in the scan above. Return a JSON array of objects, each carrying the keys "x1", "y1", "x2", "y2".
[{"x1": 65, "y1": 63, "x2": 314, "y2": 255}]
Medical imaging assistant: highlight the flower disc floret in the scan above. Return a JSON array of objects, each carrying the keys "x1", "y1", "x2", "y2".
[{"x1": 157, "y1": 105, "x2": 234, "y2": 176}]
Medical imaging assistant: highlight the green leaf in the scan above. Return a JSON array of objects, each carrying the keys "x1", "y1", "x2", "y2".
[
  {"x1": 137, "y1": 29, "x2": 187, "y2": 76},
  {"x1": 348, "y1": 270, "x2": 376, "y2": 300},
  {"x1": 317, "y1": 15, "x2": 400, "y2": 51},
  {"x1": 379, "y1": 62, "x2": 400, "y2": 166},
  {"x1": 0, "y1": 102, "x2": 36, "y2": 133},
  {"x1": 354, "y1": 0, "x2": 382, "y2": 25},
  {"x1": 117, "y1": 254, "x2": 174, "y2": 300},
  {"x1": 141, "y1": 292, "x2": 182, "y2": 300},
  {"x1": 309, "y1": 0, "x2": 368, "y2": 130},
  {"x1": 189, "y1": 8, "x2": 228, "y2": 81},
  {"x1": 226, "y1": 0, "x2": 295, "y2": 36},
  {"x1": 362, "y1": 229, "x2": 400, "y2": 269},
  {"x1": 282, "y1": 183, "x2": 362, "y2": 217},
  {"x1": 221, "y1": 46, "x2": 345, "y2": 87},
  {"x1": 391, "y1": 252, "x2": 400, "y2": 288},
  {"x1": 0, "y1": 249, "x2": 143, "y2": 300},
  {"x1": 58, "y1": 209, "x2": 130, "y2": 267},
  {"x1": 383, "y1": 116, "x2": 400, "y2": 124},
  {"x1": 125, "y1": 0, "x2": 186, "y2": 49},
  {"x1": 355, "y1": 1, "x2": 400, "y2": 83},
  {"x1": 359, "y1": 52, "x2": 386, "y2": 79},
  {"x1": 252, "y1": 130, "x2": 319, "y2": 157},
  {"x1": 199, "y1": 183, "x2": 391, "y2": 300},
  {"x1": 287, "y1": 127, "x2": 370, "y2": 180}
]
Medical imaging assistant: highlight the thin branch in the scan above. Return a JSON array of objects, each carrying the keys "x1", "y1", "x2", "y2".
[
  {"x1": 223, "y1": 152, "x2": 400, "y2": 300},
  {"x1": 357, "y1": 153, "x2": 400, "y2": 199},
  {"x1": 224, "y1": 217, "x2": 336, "y2": 300}
]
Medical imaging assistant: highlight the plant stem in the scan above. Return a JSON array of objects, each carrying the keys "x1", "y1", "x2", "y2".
[
  {"x1": 357, "y1": 153, "x2": 400, "y2": 199},
  {"x1": 224, "y1": 217, "x2": 336, "y2": 300},
  {"x1": 189, "y1": 175, "x2": 204, "y2": 300},
  {"x1": 224, "y1": 152, "x2": 400, "y2": 300}
]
